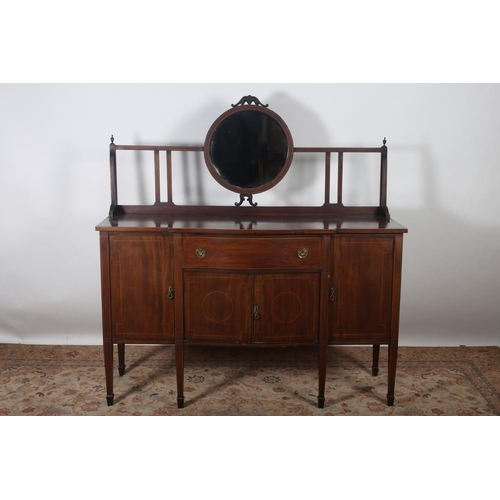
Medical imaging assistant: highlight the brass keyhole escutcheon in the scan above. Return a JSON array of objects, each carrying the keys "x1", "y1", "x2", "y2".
[
  {"x1": 195, "y1": 248, "x2": 206, "y2": 259},
  {"x1": 167, "y1": 285, "x2": 174, "y2": 300},
  {"x1": 297, "y1": 248, "x2": 309, "y2": 259}
]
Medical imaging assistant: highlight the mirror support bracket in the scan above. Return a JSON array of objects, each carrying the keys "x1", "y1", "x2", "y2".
[{"x1": 234, "y1": 194, "x2": 258, "y2": 207}]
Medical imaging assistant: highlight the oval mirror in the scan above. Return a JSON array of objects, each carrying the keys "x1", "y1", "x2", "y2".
[{"x1": 204, "y1": 103, "x2": 294, "y2": 194}]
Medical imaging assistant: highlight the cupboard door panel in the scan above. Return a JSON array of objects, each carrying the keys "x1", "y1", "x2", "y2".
[
  {"x1": 253, "y1": 273, "x2": 320, "y2": 343},
  {"x1": 330, "y1": 236, "x2": 393, "y2": 343},
  {"x1": 109, "y1": 234, "x2": 174, "y2": 342},
  {"x1": 184, "y1": 273, "x2": 252, "y2": 342}
]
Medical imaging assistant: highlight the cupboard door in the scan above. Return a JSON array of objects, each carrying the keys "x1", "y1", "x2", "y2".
[
  {"x1": 253, "y1": 273, "x2": 320, "y2": 343},
  {"x1": 330, "y1": 236, "x2": 394, "y2": 344},
  {"x1": 184, "y1": 272, "x2": 252, "y2": 342},
  {"x1": 109, "y1": 234, "x2": 174, "y2": 342}
]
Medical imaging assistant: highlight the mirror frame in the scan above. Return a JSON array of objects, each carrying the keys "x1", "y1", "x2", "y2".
[{"x1": 203, "y1": 104, "x2": 294, "y2": 195}]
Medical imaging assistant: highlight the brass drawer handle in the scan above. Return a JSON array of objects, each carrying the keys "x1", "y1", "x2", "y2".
[
  {"x1": 297, "y1": 248, "x2": 309, "y2": 259},
  {"x1": 195, "y1": 248, "x2": 206, "y2": 259}
]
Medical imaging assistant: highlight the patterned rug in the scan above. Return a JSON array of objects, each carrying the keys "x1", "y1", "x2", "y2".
[{"x1": 1, "y1": 344, "x2": 499, "y2": 416}]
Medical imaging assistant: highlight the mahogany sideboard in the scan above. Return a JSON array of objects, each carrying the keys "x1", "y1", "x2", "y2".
[{"x1": 96, "y1": 96, "x2": 407, "y2": 409}]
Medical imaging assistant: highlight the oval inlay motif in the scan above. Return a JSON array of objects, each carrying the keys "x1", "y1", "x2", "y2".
[
  {"x1": 271, "y1": 293, "x2": 302, "y2": 323},
  {"x1": 202, "y1": 291, "x2": 234, "y2": 323}
]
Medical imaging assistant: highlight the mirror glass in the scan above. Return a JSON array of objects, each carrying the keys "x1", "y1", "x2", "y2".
[{"x1": 208, "y1": 110, "x2": 290, "y2": 191}]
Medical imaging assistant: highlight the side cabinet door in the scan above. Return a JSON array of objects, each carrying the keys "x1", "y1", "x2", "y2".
[
  {"x1": 109, "y1": 233, "x2": 174, "y2": 343},
  {"x1": 329, "y1": 236, "x2": 394, "y2": 344},
  {"x1": 253, "y1": 273, "x2": 320, "y2": 343},
  {"x1": 184, "y1": 272, "x2": 252, "y2": 342}
]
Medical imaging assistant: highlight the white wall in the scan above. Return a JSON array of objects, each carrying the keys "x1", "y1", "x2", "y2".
[{"x1": 1, "y1": 83, "x2": 499, "y2": 346}]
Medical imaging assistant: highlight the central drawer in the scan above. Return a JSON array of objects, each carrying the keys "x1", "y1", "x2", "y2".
[{"x1": 182, "y1": 236, "x2": 322, "y2": 269}]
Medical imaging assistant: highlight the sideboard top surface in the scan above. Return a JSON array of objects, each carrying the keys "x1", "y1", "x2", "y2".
[{"x1": 96, "y1": 214, "x2": 407, "y2": 234}]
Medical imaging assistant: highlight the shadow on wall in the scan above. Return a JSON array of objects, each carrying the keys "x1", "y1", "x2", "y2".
[
  {"x1": 392, "y1": 146, "x2": 500, "y2": 346},
  {"x1": 125, "y1": 94, "x2": 500, "y2": 346},
  {"x1": 264, "y1": 92, "x2": 332, "y2": 206},
  {"x1": 127, "y1": 92, "x2": 333, "y2": 207},
  {"x1": 134, "y1": 136, "x2": 148, "y2": 204}
]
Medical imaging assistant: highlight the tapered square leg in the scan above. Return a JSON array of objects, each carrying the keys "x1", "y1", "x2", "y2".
[
  {"x1": 317, "y1": 344, "x2": 327, "y2": 408},
  {"x1": 372, "y1": 344, "x2": 380, "y2": 376},
  {"x1": 103, "y1": 341, "x2": 114, "y2": 406},
  {"x1": 176, "y1": 342, "x2": 185, "y2": 408},
  {"x1": 118, "y1": 344, "x2": 126, "y2": 376},
  {"x1": 387, "y1": 342, "x2": 398, "y2": 406}
]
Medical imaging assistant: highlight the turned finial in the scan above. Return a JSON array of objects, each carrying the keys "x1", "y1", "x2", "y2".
[
  {"x1": 110, "y1": 135, "x2": 115, "y2": 144},
  {"x1": 383, "y1": 137, "x2": 387, "y2": 146}
]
